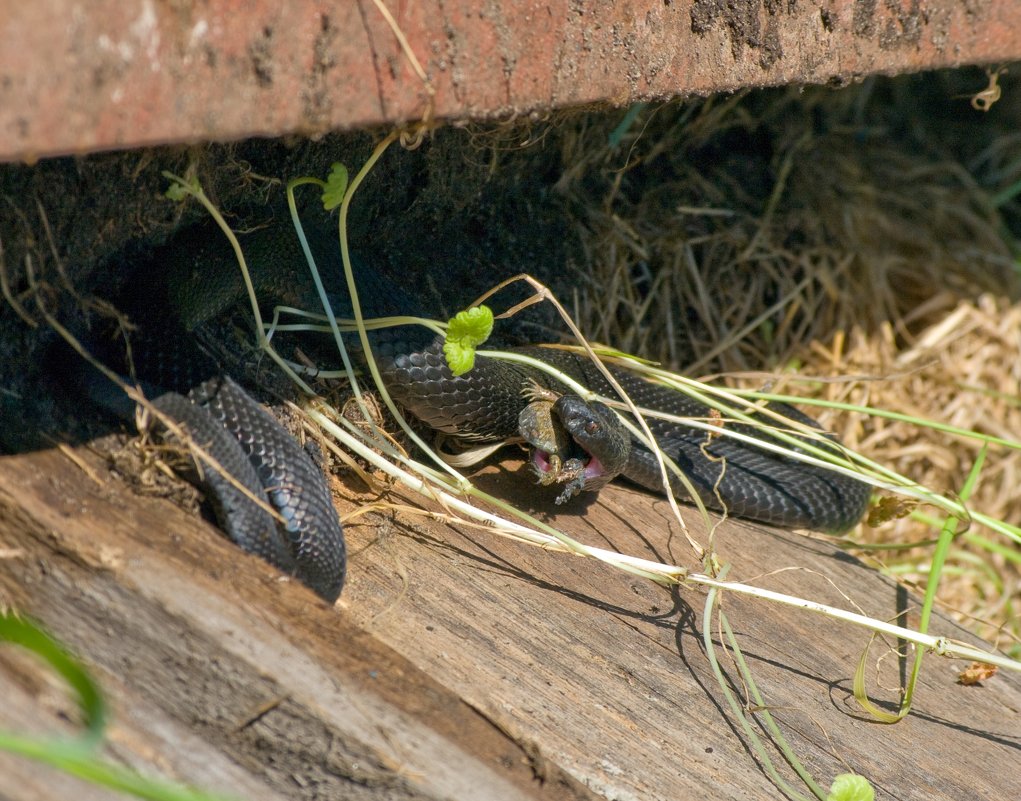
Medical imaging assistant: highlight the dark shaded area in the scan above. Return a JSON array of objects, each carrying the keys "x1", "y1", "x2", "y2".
[
  {"x1": 0, "y1": 126, "x2": 578, "y2": 452},
  {"x1": 2, "y1": 68, "x2": 1019, "y2": 457}
]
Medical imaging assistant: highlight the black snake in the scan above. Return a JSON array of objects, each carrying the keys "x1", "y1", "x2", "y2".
[{"x1": 92, "y1": 218, "x2": 871, "y2": 602}]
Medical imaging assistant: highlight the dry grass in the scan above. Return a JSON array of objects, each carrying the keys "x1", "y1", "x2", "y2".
[
  {"x1": 554, "y1": 89, "x2": 1021, "y2": 655},
  {"x1": 833, "y1": 297, "x2": 1021, "y2": 652}
]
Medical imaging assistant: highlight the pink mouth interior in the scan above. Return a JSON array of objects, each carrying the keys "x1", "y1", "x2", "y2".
[
  {"x1": 583, "y1": 455, "x2": 605, "y2": 479},
  {"x1": 531, "y1": 449, "x2": 605, "y2": 479},
  {"x1": 531, "y1": 449, "x2": 554, "y2": 473}
]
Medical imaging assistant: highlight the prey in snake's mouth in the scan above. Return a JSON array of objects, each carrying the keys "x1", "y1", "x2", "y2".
[{"x1": 518, "y1": 391, "x2": 632, "y2": 505}]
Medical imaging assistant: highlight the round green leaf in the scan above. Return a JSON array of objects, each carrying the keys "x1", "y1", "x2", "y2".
[
  {"x1": 827, "y1": 773, "x2": 874, "y2": 801},
  {"x1": 442, "y1": 305, "x2": 494, "y2": 376}
]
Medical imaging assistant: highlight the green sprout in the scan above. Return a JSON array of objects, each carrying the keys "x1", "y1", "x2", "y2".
[
  {"x1": 827, "y1": 774, "x2": 875, "y2": 801},
  {"x1": 163, "y1": 173, "x2": 201, "y2": 202},
  {"x1": 442, "y1": 305, "x2": 494, "y2": 375},
  {"x1": 321, "y1": 162, "x2": 349, "y2": 211}
]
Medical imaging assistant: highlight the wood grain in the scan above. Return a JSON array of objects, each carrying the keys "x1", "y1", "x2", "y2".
[{"x1": 0, "y1": 445, "x2": 1018, "y2": 800}]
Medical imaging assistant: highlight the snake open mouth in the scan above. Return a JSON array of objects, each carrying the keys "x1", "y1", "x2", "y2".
[{"x1": 529, "y1": 447, "x2": 607, "y2": 482}]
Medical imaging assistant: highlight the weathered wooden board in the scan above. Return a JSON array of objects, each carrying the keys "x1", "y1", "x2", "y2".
[{"x1": 0, "y1": 443, "x2": 1018, "y2": 800}]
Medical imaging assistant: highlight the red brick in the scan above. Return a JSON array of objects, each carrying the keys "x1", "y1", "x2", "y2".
[{"x1": 2, "y1": 0, "x2": 1019, "y2": 162}]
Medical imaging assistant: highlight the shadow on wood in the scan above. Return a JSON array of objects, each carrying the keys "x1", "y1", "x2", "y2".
[{"x1": 0, "y1": 444, "x2": 1018, "y2": 800}]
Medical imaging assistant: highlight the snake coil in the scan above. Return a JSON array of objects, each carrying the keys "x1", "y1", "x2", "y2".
[{"x1": 90, "y1": 218, "x2": 871, "y2": 601}]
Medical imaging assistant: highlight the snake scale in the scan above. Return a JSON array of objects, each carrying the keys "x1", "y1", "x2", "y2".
[{"x1": 93, "y1": 217, "x2": 871, "y2": 602}]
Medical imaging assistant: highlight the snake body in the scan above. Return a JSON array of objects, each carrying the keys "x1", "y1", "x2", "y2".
[
  {"x1": 88, "y1": 258, "x2": 346, "y2": 602},
  {"x1": 378, "y1": 339, "x2": 871, "y2": 533},
  {"x1": 182, "y1": 376, "x2": 345, "y2": 601},
  {"x1": 97, "y1": 218, "x2": 870, "y2": 601}
]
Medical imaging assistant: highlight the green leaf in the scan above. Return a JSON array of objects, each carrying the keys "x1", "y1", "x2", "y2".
[
  {"x1": 162, "y1": 171, "x2": 200, "y2": 202},
  {"x1": 442, "y1": 305, "x2": 494, "y2": 376},
  {"x1": 0, "y1": 612, "x2": 106, "y2": 744},
  {"x1": 321, "y1": 163, "x2": 349, "y2": 210},
  {"x1": 827, "y1": 773, "x2": 874, "y2": 801},
  {"x1": 164, "y1": 183, "x2": 189, "y2": 202}
]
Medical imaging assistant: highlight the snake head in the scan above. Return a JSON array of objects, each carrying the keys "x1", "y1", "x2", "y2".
[{"x1": 518, "y1": 394, "x2": 631, "y2": 504}]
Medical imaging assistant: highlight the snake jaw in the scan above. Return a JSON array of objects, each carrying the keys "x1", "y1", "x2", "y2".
[
  {"x1": 582, "y1": 454, "x2": 607, "y2": 480},
  {"x1": 529, "y1": 446, "x2": 605, "y2": 478},
  {"x1": 530, "y1": 448, "x2": 553, "y2": 473},
  {"x1": 552, "y1": 396, "x2": 631, "y2": 488},
  {"x1": 519, "y1": 394, "x2": 625, "y2": 503},
  {"x1": 528, "y1": 447, "x2": 561, "y2": 484},
  {"x1": 528, "y1": 448, "x2": 604, "y2": 505}
]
